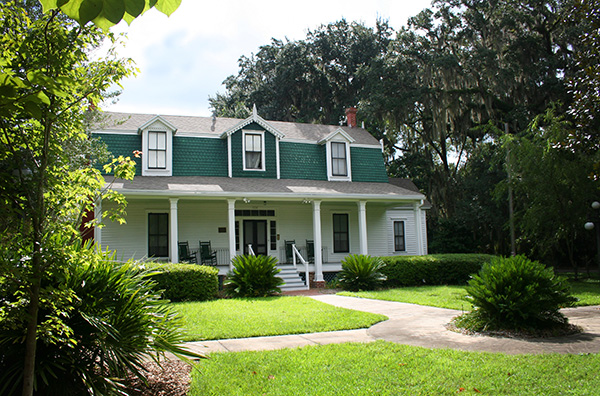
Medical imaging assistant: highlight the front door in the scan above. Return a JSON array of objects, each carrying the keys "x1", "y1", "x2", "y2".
[{"x1": 243, "y1": 220, "x2": 267, "y2": 256}]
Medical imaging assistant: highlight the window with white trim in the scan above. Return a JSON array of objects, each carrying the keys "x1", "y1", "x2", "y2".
[
  {"x1": 331, "y1": 142, "x2": 347, "y2": 176},
  {"x1": 393, "y1": 221, "x2": 406, "y2": 252},
  {"x1": 244, "y1": 131, "x2": 264, "y2": 170},
  {"x1": 333, "y1": 213, "x2": 349, "y2": 253},
  {"x1": 148, "y1": 213, "x2": 168, "y2": 257},
  {"x1": 148, "y1": 131, "x2": 167, "y2": 169}
]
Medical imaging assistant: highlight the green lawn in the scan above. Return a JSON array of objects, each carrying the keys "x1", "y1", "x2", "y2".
[
  {"x1": 189, "y1": 341, "x2": 600, "y2": 395},
  {"x1": 338, "y1": 285, "x2": 470, "y2": 310},
  {"x1": 173, "y1": 296, "x2": 387, "y2": 341},
  {"x1": 339, "y1": 280, "x2": 600, "y2": 309}
]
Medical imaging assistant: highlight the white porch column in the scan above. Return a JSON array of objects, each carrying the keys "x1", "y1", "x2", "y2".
[
  {"x1": 312, "y1": 200, "x2": 324, "y2": 282},
  {"x1": 227, "y1": 199, "x2": 236, "y2": 269},
  {"x1": 169, "y1": 198, "x2": 179, "y2": 263},
  {"x1": 357, "y1": 200, "x2": 368, "y2": 255},
  {"x1": 414, "y1": 201, "x2": 423, "y2": 255}
]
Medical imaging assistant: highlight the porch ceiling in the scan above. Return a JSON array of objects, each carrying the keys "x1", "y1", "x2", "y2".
[{"x1": 103, "y1": 176, "x2": 425, "y2": 203}]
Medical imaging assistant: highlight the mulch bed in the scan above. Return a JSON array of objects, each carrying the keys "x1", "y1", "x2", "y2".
[{"x1": 125, "y1": 359, "x2": 193, "y2": 396}]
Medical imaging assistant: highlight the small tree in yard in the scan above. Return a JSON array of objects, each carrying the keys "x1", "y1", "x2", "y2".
[
  {"x1": 225, "y1": 255, "x2": 284, "y2": 297},
  {"x1": 454, "y1": 256, "x2": 577, "y2": 334},
  {"x1": 0, "y1": 2, "x2": 182, "y2": 395}
]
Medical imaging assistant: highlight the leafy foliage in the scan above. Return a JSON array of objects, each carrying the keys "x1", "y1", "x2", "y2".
[
  {"x1": 0, "y1": 241, "x2": 200, "y2": 396},
  {"x1": 380, "y1": 254, "x2": 494, "y2": 286},
  {"x1": 38, "y1": 0, "x2": 181, "y2": 30},
  {"x1": 146, "y1": 262, "x2": 219, "y2": 302},
  {"x1": 338, "y1": 254, "x2": 386, "y2": 291},
  {"x1": 0, "y1": 3, "x2": 138, "y2": 394},
  {"x1": 224, "y1": 255, "x2": 284, "y2": 297},
  {"x1": 456, "y1": 256, "x2": 577, "y2": 332}
]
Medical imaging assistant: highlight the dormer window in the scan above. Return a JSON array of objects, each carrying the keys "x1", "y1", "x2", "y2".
[
  {"x1": 139, "y1": 116, "x2": 176, "y2": 176},
  {"x1": 319, "y1": 128, "x2": 354, "y2": 181},
  {"x1": 243, "y1": 131, "x2": 265, "y2": 171},
  {"x1": 331, "y1": 142, "x2": 348, "y2": 176},
  {"x1": 148, "y1": 131, "x2": 167, "y2": 169}
]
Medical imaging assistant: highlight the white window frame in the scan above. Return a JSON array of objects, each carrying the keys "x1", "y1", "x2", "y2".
[
  {"x1": 141, "y1": 125, "x2": 173, "y2": 176},
  {"x1": 146, "y1": 211, "x2": 170, "y2": 259},
  {"x1": 393, "y1": 220, "x2": 406, "y2": 252},
  {"x1": 325, "y1": 139, "x2": 352, "y2": 181},
  {"x1": 243, "y1": 130, "x2": 266, "y2": 171},
  {"x1": 147, "y1": 131, "x2": 167, "y2": 169}
]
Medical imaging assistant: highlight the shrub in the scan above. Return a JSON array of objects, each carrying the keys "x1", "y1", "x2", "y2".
[
  {"x1": 338, "y1": 254, "x2": 386, "y2": 291},
  {"x1": 224, "y1": 255, "x2": 284, "y2": 297},
  {"x1": 146, "y1": 263, "x2": 219, "y2": 302},
  {"x1": 379, "y1": 254, "x2": 495, "y2": 286},
  {"x1": 455, "y1": 255, "x2": 577, "y2": 332},
  {"x1": 0, "y1": 244, "x2": 199, "y2": 396}
]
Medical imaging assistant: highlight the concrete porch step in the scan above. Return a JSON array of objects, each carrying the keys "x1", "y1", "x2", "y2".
[{"x1": 277, "y1": 265, "x2": 308, "y2": 291}]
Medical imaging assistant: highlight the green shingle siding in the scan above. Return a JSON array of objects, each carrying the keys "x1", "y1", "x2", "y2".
[
  {"x1": 93, "y1": 133, "x2": 142, "y2": 175},
  {"x1": 173, "y1": 137, "x2": 227, "y2": 176},
  {"x1": 95, "y1": 131, "x2": 389, "y2": 183},
  {"x1": 230, "y1": 125, "x2": 277, "y2": 179},
  {"x1": 350, "y1": 147, "x2": 389, "y2": 183},
  {"x1": 280, "y1": 142, "x2": 327, "y2": 180}
]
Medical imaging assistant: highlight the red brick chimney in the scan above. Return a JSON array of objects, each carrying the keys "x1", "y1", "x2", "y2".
[{"x1": 345, "y1": 107, "x2": 358, "y2": 128}]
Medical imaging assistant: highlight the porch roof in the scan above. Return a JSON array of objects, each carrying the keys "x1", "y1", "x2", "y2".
[{"x1": 104, "y1": 176, "x2": 426, "y2": 203}]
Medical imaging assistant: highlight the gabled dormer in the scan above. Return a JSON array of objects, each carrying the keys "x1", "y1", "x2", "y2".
[
  {"x1": 139, "y1": 115, "x2": 177, "y2": 176},
  {"x1": 221, "y1": 105, "x2": 285, "y2": 179},
  {"x1": 318, "y1": 128, "x2": 355, "y2": 182}
]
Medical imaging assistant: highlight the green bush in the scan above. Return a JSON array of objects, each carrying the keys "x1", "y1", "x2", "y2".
[
  {"x1": 338, "y1": 254, "x2": 386, "y2": 291},
  {"x1": 146, "y1": 263, "x2": 219, "y2": 302},
  {"x1": 380, "y1": 254, "x2": 495, "y2": 286},
  {"x1": 455, "y1": 255, "x2": 577, "y2": 332},
  {"x1": 0, "y1": 244, "x2": 198, "y2": 396},
  {"x1": 224, "y1": 255, "x2": 284, "y2": 297}
]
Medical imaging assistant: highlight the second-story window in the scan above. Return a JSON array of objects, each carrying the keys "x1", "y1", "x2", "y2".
[
  {"x1": 148, "y1": 131, "x2": 166, "y2": 169},
  {"x1": 331, "y1": 142, "x2": 347, "y2": 176},
  {"x1": 245, "y1": 132, "x2": 263, "y2": 170}
]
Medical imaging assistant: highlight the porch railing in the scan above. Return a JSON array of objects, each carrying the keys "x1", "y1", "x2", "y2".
[
  {"x1": 292, "y1": 243, "x2": 310, "y2": 290},
  {"x1": 280, "y1": 246, "x2": 328, "y2": 264}
]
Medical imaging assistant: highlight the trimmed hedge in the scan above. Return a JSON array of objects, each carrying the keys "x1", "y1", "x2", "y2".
[
  {"x1": 144, "y1": 263, "x2": 219, "y2": 302},
  {"x1": 380, "y1": 254, "x2": 495, "y2": 286}
]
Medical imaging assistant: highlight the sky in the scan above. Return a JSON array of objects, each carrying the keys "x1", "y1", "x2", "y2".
[{"x1": 103, "y1": 0, "x2": 433, "y2": 117}]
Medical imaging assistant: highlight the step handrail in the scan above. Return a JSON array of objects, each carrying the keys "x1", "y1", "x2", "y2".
[
  {"x1": 292, "y1": 244, "x2": 310, "y2": 290},
  {"x1": 247, "y1": 244, "x2": 256, "y2": 256}
]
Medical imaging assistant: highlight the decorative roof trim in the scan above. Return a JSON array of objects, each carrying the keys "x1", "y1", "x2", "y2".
[
  {"x1": 220, "y1": 104, "x2": 285, "y2": 139},
  {"x1": 137, "y1": 115, "x2": 178, "y2": 134},
  {"x1": 317, "y1": 128, "x2": 356, "y2": 144}
]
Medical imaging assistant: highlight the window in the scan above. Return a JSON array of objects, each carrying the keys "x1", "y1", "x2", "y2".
[
  {"x1": 235, "y1": 221, "x2": 240, "y2": 251},
  {"x1": 244, "y1": 132, "x2": 263, "y2": 170},
  {"x1": 394, "y1": 221, "x2": 406, "y2": 252},
  {"x1": 270, "y1": 221, "x2": 277, "y2": 250},
  {"x1": 148, "y1": 131, "x2": 167, "y2": 169},
  {"x1": 148, "y1": 213, "x2": 168, "y2": 257},
  {"x1": 331, "y1": 142, "x2": 347, "y2": 176},
  {"x1": 333, "y1": 213, "x2": 349, "y2": 253}
]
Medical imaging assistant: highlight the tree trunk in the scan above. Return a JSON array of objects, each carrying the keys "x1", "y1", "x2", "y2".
[{"x1": 21, "y1": 274, "x2": 41, "y2": 396}]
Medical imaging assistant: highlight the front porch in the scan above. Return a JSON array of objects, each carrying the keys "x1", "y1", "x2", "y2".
[{"x1": 96, "y1": 193, "x2": 427, "y2": 287}]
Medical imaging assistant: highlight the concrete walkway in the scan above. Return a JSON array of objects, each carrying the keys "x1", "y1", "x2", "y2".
[{"x1": 183, "y1": 295, "x2": 600, "y2": 356}]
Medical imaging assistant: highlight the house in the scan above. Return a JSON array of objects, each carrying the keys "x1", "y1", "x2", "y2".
[{"x1": 91, "y1": 106, "x2": 428, "y2": 289}]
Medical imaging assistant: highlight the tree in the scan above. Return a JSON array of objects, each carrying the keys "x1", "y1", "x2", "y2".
[
  {"x1": 508, "y1": 108, "x2": 599, "y2": 270},
  {"x1": 210, "y1": 19, "x2": 393, "y2": 125},
  {"x1": 0, "y1": 4, "x2": 137, "y2": 395}
]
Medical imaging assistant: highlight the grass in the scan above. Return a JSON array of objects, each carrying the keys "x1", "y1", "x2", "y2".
[
  {"x1": 339, "y1": 285, "x2": 470, "y2": 310},
  {"x1": 339, "y1": 280, "x2": 600, "y2": 309},
  {"x1": 173, "y1": 296, "x2": 387, "y2": 341},
  {"x1": 189, "y1": 341, "x2": 600, "y2": 395}
]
